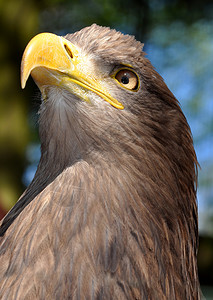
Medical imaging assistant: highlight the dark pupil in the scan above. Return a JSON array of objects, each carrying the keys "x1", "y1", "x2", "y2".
[{"x1": 121, "y1": 74, "x2": 129, "y2": 84}]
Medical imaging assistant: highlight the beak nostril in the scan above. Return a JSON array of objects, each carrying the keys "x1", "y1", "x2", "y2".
[{"x1": 64, "y1": 44, "x2": 73, "y2": 59}]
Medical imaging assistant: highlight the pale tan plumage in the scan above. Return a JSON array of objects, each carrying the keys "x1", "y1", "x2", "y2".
[{"x1": 0, "y1": 24, "x2": 200, "y2": 299}]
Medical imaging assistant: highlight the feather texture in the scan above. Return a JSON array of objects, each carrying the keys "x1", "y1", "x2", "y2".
[{"x1": 0, "y1": 24, "x2": 200, "y2": 299}]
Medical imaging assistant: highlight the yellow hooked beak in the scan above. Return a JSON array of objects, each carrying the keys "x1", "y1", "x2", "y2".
[{"x1": 21, "y1": 32, "x2": 124, "y2": 109}]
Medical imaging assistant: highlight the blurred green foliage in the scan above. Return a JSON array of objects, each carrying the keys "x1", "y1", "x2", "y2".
[
  {"x1": 0, "y1": 0, "x2": 212, "y2": 292},
  {"x1": 0, "y1": 0, "x2": 38, "y2": 212}
]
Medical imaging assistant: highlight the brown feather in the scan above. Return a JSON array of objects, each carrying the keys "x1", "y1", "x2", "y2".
[{"x1": 0, "y1": 24, "x2": 200, "y2": 299}]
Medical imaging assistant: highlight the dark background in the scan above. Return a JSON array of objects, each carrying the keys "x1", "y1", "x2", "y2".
[{"x1": 0, "y1": 0, "x2": 212, "y2": 297}]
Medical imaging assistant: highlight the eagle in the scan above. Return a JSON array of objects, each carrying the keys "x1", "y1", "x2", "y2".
[{"x1": 0, "y1": 24, "x2": 200, "y2": 299}]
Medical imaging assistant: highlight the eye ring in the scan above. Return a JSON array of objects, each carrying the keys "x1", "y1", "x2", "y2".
[{"x1": 113, "y1": 68, "x2": 139, "y2": 91}]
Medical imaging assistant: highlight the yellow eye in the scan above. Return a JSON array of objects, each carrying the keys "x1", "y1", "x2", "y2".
[{"x1": 115, "y1": 69, "x2": 139, "y2": 90}]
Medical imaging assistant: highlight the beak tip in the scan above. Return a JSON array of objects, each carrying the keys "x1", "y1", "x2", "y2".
[
  {"x1": 21, "y1": 82, "x2": 26, "y2": 89},
  {"x1": 20, "y1": 72, "x2": 27, "y2": 89},
  {"x1": 20, "y1": 59, "x2": 26, "y2": 89}
]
